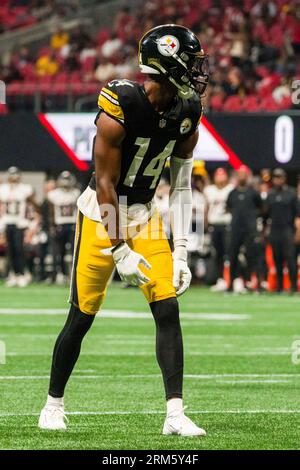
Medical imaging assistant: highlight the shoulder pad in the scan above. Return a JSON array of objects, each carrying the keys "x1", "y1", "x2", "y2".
[{"x1": 97, "y1": 79, "x2": 137, "y2": 125}]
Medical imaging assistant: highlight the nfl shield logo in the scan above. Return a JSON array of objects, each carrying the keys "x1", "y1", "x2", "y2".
[{"x1": 159, "y1": 118, "x2": 167, "y2": 128}]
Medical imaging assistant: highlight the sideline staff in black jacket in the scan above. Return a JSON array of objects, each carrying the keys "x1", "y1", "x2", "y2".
[
  {"x1": 266, "y1": 169, "x2": 300, "y2": 293},
  {"x1": 226, "y1": 166, "x2": 263, "y2": 291}
]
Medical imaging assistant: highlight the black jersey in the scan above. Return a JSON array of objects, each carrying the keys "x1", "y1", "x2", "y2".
[
  {"x1": 266, "y1": 187, "x2": 300, "y2": 232},
  {"x1": 89, "y1": 79, "x2": 202, "y2": 205},
  {"x1": 226, "y1": 186, "x2": 262, "y2": 231}
]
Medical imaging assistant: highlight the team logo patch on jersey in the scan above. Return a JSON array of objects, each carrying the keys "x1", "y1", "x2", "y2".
[
  {"x1": 159, "y1": 118, "x2": 167, "y2": 128},
  {"x1": 180, "y1": 118, "x2": 192, "y2": 134},
  {"x1": 157, "y1": 35, "x2": 180, "y2": 56}
]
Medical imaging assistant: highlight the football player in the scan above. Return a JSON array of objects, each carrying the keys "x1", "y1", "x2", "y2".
[
  {"x1": 39, "y1": 25, "x2": 209, "y2": 436},
  {"x1": 47, "y1": 171, "x2": 80, "y2": 284},
  {"x1": 0, "y1": 167, "x2": 38, "y2": 287}
]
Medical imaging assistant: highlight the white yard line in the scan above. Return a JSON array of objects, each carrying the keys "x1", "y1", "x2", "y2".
[
  {"x1": 0, "y1": 308, "x2": 250, "y2": 320},
  {"x1": 3, "y1": 350, "x2": 293, "y2": 357},
  {"x1": 216, "y1": 379, "x2": 291, "y2": 384},
  {"x1": 1, "y1": 409, "x2": 300, "y2": 417},
  {"x1": 0, "y1": 373, "x2": 299, "y2": 380},
  {"x1": 4, "y1": 351, "x2": 293, "y2": 356}
]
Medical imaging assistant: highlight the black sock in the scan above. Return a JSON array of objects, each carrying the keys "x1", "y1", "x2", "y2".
[
  {"x1": 150, "y1": 297, "x2": 183, "y2": 400},
  {"x1": 49, "y1": 304, "x2": 95, "y2": 398}
]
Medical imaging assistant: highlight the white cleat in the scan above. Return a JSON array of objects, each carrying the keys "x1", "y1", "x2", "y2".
[
  {"x1": 17, "y1": 275, "x2": 30, "y2": 288},
  {"x1": 233, "y1": 277, "x2": 247, "y2": 294},
  {"x1": 5, "y1": 275, "x2": 18, "y2": 287},
  {"x1": 38, "y1": 405, "x2": 68, "y2": 430},
  {"x1": 210, "y1": 278, "x2": 228, "y2": 292},
  {"x1": 163, "y1": 408, "x2": 206, "y2": 437}
]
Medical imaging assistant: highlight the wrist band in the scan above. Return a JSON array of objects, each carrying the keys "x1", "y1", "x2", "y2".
[{"x1": 111, "y1": 240, "x2": 126, "y2": 253}]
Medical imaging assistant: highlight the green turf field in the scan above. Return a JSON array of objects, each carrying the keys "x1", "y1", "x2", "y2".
[{"x1": 0, "y1": 282, "x2": 300, "y2": 450}]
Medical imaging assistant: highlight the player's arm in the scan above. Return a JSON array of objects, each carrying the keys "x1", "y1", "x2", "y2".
[
  {"x1": 94, "y1": 112, "x2": 151, "y2": 286},
  {"x1": 169, "y1": 129, "x2": 199, "y2": 296},
  {"x1": 94, "y1": 112, "x2": 124, "y2": 246}
]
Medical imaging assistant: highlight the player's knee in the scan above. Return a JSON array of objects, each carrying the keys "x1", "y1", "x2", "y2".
[
  {"x1": 150, "y1": 297, "x2": 179, "y2": 329},
  {"x1": 66, "y1": 304, "x2": 95, "y2": 338}
]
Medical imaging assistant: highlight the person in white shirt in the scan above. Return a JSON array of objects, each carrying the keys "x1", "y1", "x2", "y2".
[
  {"x1": 47, "y1": 171, "x2": 80, "y2": 283},
  {"x1": 204, "y1": 168, "x2": 233, "y2": 291},
  {"x1": 0, "y1": 167, "x2": 37, "y2": 287}
]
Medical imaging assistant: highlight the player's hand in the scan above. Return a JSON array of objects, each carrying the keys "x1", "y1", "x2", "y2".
[
  {"x1": 112, "y1": 242, "x2": 151, "y2": 286},
  {"x1": 172, "y1": 247, "x2": 192, "y2": 296}
]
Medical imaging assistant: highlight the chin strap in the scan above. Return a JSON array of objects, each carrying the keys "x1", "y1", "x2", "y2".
[
  {"x1": 177, "y1": 87, "x2": 194, "y2": 100},
  {"x1": 140, "y1": 59, "x2": 194, "y2": 100}
]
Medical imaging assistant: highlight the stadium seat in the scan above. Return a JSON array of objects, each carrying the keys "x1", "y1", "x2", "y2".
[
  {"x1": 259, "y1": 95, "x2": 280, "y2": 112},
  {"x1": 20, "y1": 63, "x2": 36, "y2": 80},
  {"x1": 6, "y1": 81, "x2": 23, "y2": 96},
  {"x1": 223, "y1": 95, "x2": 243, "y2": 112},
  {"x1": 0, "y1": 103, "x2": 8, "y2": 114},
  {"x1": 277, "y1": 95, "x2": 292, "y2": 110},
  {"x1": 22, "y1": 82, "x2": 37, "y2": 96},
  {"x1": 55, "y1": 72, "x2": 68, "y2": 83},
  {"x1": 51, "y1": 83, "x2": 69, "y2": 95},
  {"x1": 243, "y1": 95, "x2": 260, "y2": 112},
  {"x1": 210, "y1": 94, "x2": 224, "y2": 112}
]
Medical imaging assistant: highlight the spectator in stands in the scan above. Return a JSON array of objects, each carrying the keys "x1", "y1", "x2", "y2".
[
  {"x1": 50, "y1": 26, "x2": 69, "y2": 51},
  {"x1": 94, "y1": 56, "x2": 117, "y2": 83},
  {"x1": 101, "y1": 32, "x2": 123, "y2": 59},
  {"x1": 64, "y1": 46, "x2": 80, "y2": 72},
  {"x1": 222, "y1": 67, "x2": 245, "y2": 97},
  {"x1": 70, "y1": 25, "x2": 91, "y2": 53},
  {"x1": 287, "y1": 3, "x2": 300, "y2": 56},
  {"x1": 113, "y1": 6, "x2": 133, "y2": 35},
  {"x1": 204, "y1": 168, "x2": 233, "y2": 292},
  {"x1": 1, "y1": 0, "x2": 299, "y2": 112},
  {"x1": 17, "y1": 46, "x2": 32, "y2": 68},
  {"x1": 36, "y1": 50, "x2": 59, "y2": 76}
]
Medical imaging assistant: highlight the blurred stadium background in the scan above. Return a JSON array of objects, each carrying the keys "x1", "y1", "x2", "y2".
[{"x1": 1, "y1": 0, "x2": 300, "y2": 451}]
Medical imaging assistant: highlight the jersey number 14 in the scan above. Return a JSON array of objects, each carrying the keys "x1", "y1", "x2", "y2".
[{"x1": 124, "y1": 138, "x2": 176, "y2": 189}]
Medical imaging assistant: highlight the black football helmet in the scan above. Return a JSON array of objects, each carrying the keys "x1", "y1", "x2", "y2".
[{"x1": 139, "y1": 24, "x2": 209, "y2": 99}]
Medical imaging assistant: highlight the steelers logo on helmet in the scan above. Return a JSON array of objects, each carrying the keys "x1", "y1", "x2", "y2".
[
  {"x1": 180, "y1": 118, "x2": 192, "y2": 134},
  {"x1": 157, "y1": 35, "x2": 180, "y2": 56}
]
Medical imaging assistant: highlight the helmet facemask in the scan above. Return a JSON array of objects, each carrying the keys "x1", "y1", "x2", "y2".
[
  {"x1": 171, "y1": 52, "x2": 209, "y2": 99},
  {"x1": 188, "y1": 53, "x2": 209, "y2": 96}
]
